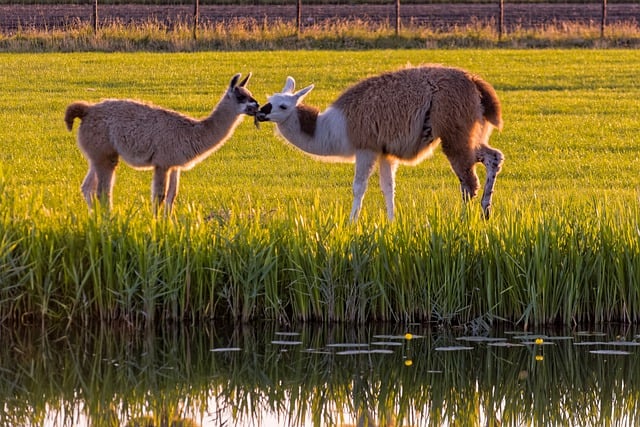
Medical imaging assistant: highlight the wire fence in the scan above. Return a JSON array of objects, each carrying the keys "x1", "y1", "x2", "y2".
[{"x1": 1, "y1": 1, "x2": 638, "y2": 39}]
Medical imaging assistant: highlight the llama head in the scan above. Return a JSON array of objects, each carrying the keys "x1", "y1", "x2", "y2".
[
  {"x1": 256, "y1": 76, "x2": 314, "y2": 123},
  {"x1": 227, "y1": 73, "x2": 260, "y2": 116}
]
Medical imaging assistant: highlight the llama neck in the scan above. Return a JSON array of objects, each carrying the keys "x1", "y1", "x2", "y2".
[
  {"x1": 197, "y1": 96, "x2": 243, "y2": 152},
  {"x1": 277, "y1": 105, "x2": 354, "y2": 160}
]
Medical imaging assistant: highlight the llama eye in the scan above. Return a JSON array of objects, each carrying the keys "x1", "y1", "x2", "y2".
[{"x1": 279, "y1": 105, "x2": 287, "y2": 110}]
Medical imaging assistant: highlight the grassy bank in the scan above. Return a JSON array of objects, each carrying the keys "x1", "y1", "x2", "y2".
[
  {"x1": 2, "y1": 187, "x2": 639, "y2": 327},
  {"x1": 0, "y1": 50, "x2": 639, "y2": 327}
]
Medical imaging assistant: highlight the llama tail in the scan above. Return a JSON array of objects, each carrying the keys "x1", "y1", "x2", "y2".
[
  {"x1": 64, "y1": 101, "x2": 90, "y2": 131},
  {"x1": 472, "y1": 76, "x2": 503, "y2": 131}
]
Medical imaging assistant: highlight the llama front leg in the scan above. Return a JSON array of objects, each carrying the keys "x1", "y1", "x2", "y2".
[
  {"x1": 350, "y1": 150, "x2": 378, "y2": 221},
  {"x1": 379, "y1": 156, "x2": 399, "y2": 220},
  {"x1": 164, "y1": 168, "x2": 181, "y2": 215},
  {"x1": 477, "y1": 145, "x2": 504, "y2": 218},
  {"x1": 447, "y1": 154, "x2": 480, "y2": 208},
  {"x1": 152, "y1": 167, "x2": 170, "y2": 216}
]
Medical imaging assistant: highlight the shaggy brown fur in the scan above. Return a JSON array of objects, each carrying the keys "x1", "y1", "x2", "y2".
[
  {"x1": 334, "y1": 65, "x2": 504, "y2": 217},
  {"x1": 334, "y1": 65, "x2": 501, "y2": 165}
]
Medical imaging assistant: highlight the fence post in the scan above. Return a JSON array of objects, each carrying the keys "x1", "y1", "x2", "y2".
[
  {"x1": 296, "y1": 0, "x2": 302, "y2": 34},
  {"x1": 395, "y1": 0, "x2": 401, "y2": 35},
  {"x1": 601, "y1": 0, "x2": 607, "y2": 38},
  {"x1": 91, "y1": 0, "x2": 98, "y2": 34},
  {"x1": 498, "y1": 0, "x2": 504, "y2": 41},
  {"x1": 193, "y1": 0, "x2": 199, "y2": 40}
]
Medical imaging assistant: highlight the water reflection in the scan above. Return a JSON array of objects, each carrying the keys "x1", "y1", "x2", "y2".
[{"x1": 1, "y1": 322, "x2": 639, "y2": 426}]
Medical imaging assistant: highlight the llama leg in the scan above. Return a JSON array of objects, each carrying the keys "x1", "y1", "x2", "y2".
[
  {"x1": 152, "y1": 167, "x2": 170, "y2": 215},
  {"x1": 164, "y1": 168, "x2": 180, "y2": 214},
  {"x1": 95, "y1": 154, "x2": 118, "y2": 210},
  {"x1": 81, "y1": 165, "x2": 98, "y2": 208},
  {"x1": 477, "y1": 145, "x2": 504, "y2": 218},
  {"x1": 350, "y1": 150, "x2": 378, "y2": 221},
  {"x1": 447, "y1": 155, "x2": 480, "y2": 204},
  {"x1": 379, "y1": 156, "x2": 399, "y2": 220}
]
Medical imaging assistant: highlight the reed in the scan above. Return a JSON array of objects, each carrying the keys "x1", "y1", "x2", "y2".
[{"x1": 1, "y1": 174, "x2": 639, "y2": 327}]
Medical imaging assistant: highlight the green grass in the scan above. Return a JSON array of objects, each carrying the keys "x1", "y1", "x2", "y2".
[{"x1": 0, "y1": 50, "x2": 639, "y2": 327}]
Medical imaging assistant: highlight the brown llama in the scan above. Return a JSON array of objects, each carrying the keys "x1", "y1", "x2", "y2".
[{"x1": 256, "y1": 65, "x2": 504, "y2": 220}]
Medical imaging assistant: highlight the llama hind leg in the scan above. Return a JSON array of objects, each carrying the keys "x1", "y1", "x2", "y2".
[
  {"x1": 350, "y1": 150, "x2": 378, "y2": 221},
  {"x1": 379, "y1": 156, "x2": 399, "y2": 220},
  {"x1": 95, "y1": 155, "x2": 118, "y2": 210},
  {"x1": 477, "y1": 145, "x2": 504, "y2": 218},
  {"x1": 81, "y1": 166, "x2": 98, "y2": 208},
  {"x1": 164, "y1": 168, "x2": 181, "y2": 214}
]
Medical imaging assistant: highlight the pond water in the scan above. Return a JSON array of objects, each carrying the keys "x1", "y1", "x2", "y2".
[{"x1": 1, "y1": 321, "x2": 639, "y2": 426}]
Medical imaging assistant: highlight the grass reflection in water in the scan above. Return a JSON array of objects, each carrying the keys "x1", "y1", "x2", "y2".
[{"x1": 1, "y1": 322, "x2": 639, "y2": 426}]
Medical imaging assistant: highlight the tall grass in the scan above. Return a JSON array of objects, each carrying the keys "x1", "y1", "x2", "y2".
[
  {"x1": 2, "y1": 18, "x2": 640, "y2": 52},
  {"x1": 1, "y1": 176, "x2": 639, "y2": 327},
  {"x1": 0, "y1": 50, "x2": 639, "y2": 327}
]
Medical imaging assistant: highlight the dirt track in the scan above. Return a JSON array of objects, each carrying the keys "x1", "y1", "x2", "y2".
[{"x1": 1, "y1": 3, "x2": 638, "y2": 33}]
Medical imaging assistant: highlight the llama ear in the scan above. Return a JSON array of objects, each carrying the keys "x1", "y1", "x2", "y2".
[
  {"x1": 238, "y1": 72, "x2": 252, "y2": 87},
  {"x1": 229, "y1": 73, "x2": 242, "y2": 89},
  {"x1": 283, "y1": 76, "x2": 296, "y2": 93},
  {"x1": 295, "y1": 84, "x2": 314, "y2": 101}
]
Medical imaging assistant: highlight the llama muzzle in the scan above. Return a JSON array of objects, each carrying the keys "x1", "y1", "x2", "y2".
[{"x1": 256, "y1": 103, "x2": 272, "y2": 123}]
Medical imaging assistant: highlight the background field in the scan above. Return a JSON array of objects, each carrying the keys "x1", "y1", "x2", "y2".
[
  {"x1": 0, "y1": 50, "x2": 639, "y2": 326},
  {"x1": 2, "y1": 49, "x2": 638, "y2": 212}
]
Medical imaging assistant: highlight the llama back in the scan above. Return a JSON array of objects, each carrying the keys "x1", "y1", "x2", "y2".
[
  {"x1": 68, "y1": 99, "x2": 213, "y2": 169},
  {"x1": 82, "y1": 99, "x2": 201, "y2": 133},
  {"x1": 425, "y1": 66, "x2": 503, "y2": 132},
  {"x1": 333, "y1": 67, "x2": 438, "y2": 160}
]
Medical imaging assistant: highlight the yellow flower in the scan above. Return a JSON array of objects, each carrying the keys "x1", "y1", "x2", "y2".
[
  {"x1": 535, "y1": 355, "x2": 544, "y2": 361},
  {"x1": 404, "y1": 359, "x2": 413, "y2": 366},
  {"x1": 404, "y1": 333, "x2": 413, "y2": 340},
  {"x1": 535, "y1": 338, "x2": 544, "y2": 345}
]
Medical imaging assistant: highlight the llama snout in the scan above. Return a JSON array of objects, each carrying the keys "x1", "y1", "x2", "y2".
[
  {"x1": 256, "y1": 103, "x2": 272, "y2": 122},
  {"x1": 245, "y1": 100, "x2": 260, "y2": 116}
]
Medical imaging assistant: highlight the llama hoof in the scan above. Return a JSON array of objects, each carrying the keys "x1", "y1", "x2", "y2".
[{"x1": 482, "y1": 205, "x2": 492, "y2": 220}]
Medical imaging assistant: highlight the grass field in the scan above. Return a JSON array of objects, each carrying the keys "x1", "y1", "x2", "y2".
[{"x1": 0, "y1": 50, "x2": 639, "y2": 327}]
